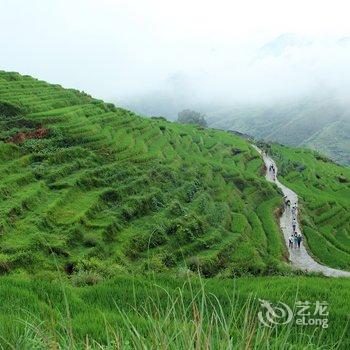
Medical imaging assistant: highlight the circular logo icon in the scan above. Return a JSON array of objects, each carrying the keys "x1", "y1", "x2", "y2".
[{"x1": 258, "y1": 299, "x2": 293, "y2": 327}]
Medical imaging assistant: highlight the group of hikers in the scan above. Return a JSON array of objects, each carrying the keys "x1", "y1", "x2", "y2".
[
  {"x1": 265, "y1": 155, "x2": 303, "y2": 250},
  {"x1": 284, "y1": 196, "x2": 303, "y2": 249}
]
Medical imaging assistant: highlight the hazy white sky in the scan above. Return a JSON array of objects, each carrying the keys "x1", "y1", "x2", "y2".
[{"x1": 1, "y1": 0, "x2": 350, "y2": 105}]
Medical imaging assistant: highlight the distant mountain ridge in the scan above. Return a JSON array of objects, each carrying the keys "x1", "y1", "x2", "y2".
[
  {"x1": 258, "y1": 33, "x2": 313, "y2": 57},
  {"x1": 208, "y1": 95, "x2": 350, "y2": 166}
]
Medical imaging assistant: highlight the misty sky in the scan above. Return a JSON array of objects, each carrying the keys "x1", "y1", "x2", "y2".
[{"x1": 2, "y1": 0, "x2": 350, "y2": 107}]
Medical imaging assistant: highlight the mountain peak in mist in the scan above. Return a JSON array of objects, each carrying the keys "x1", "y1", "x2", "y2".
[{"x1": 259, "y1": 33, "x2": 313, "y2": 57}]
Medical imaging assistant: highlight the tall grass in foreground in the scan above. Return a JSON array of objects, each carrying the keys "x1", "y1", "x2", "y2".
[{"x1": 1, "y1": 274, "x2": 344, "y2": 350}]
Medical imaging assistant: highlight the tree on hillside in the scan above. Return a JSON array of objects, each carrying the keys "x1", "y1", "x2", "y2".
[{"x1": 177, "y1": 109, "x2": 208, "y2": 127}]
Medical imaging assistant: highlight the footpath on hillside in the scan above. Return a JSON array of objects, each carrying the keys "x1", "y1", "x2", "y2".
[{"x1": 252, "y1": 145, "x2": 350, "y2": 277}]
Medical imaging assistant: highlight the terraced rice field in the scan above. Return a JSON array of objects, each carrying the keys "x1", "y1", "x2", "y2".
[
  {"x1": 1, "y1": 71, "x2": 350, "y2": 349},
  {"x1": 0, "y1": 71, "x2": 287, "y2": 278}
]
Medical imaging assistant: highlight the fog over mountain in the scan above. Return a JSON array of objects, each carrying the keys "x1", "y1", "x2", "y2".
[
  {"x1": 119, "y1": 33, "x2": 350, "y2": 165},
  {"x1": 1, "y1": 1, "x2": 350, "y2": 163},
  {"x1": 121, "y1": 33, "x2": 350, "y2": 119}
]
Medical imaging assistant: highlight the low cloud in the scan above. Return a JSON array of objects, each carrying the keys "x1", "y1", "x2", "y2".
[{"x1": 120, "y1": 34, "x2": 350, "y2": 118}]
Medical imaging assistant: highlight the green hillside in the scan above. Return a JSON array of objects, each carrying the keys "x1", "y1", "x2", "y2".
[
  {"x1": 0, "y1": 71, "x2": 289, "y2": 280},
  {"x1": 1, "y1": 71, "x2": 350, "y2": 348},
  {"x1": 1, "y1": 71, "x2": 349, "y2": 276}
]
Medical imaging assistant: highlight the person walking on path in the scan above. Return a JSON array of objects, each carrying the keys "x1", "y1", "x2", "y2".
[
  {"x1": 293, "y1": 233, "x2": 298, "y2": 248},
  {"x1": 288, "y1": 234, "x2": 294, "y2": 248},
  {"x1": 271, "y1": 165, "x2": 276, "y2": 181},
  {"x1": 297, "y1": 232, "x2": 302, "y2": 248}
]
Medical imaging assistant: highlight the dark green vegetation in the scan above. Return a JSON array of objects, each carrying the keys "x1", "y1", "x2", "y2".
[
  {"x1": 1, "y1": 71, "x2": 350, "y2": 349},
  {"x1": 0, "y1": 274, "x2": 349, "y2": 349},
  {"x1": 177, "y1": 109, "x2": 208, "y2": 127},
  {"x1": 268, "y1": 143, "x2": 350, "y2": 270},
  {"x1": 208, "y1": 96, "x2": 350, "y2": 166},
  {"x1": 0, "y1": 71, "x2": 288, "y2": 280}
]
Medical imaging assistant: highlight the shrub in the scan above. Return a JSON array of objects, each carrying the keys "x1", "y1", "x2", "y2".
[
  {"x1": 0, "y1": 101, "x2": 23, "y2": 116},
  {"x1": 106, "y1": 103, "x2": 116, "y2": 111},
  {"x1": 102, "y1": 221, "x2": 122, "y2": 242},
  {"x1": 186, "y1": 256, "x2": 220, "y2": 277},
  {"x1": 83, "y1": 233, "x2": 99, "y2": 247},
  {"x1": 67, "y1": 226, "x2": 84, "y2": 246},
  {"x1": 0, "y1": 254, "x2": 11, "y2": 274},
  {"x1": 168, "y1": 200, "x2": 184, "y2": 216},
  {"x1": 151, "y1": 116, "x2": 167, "y2": 121},
  {"x1": 177, "y1": 214, "x2": 206, "y2": 242},
  {"x1": 231, "y1": 147, "x2": 242, "y2": 156},
  {"x1": 71, "y1": 271, "x2": 103, "y2": 286},
  {"x1": 184, "y1": 180, "x2": 201, "y2": 203},
  {"x1": 141, "y1": 255, "x2": 166, "y2": 272},
  {"x1": 177, "y1": 109, "x2": 207, "y2": 127}
]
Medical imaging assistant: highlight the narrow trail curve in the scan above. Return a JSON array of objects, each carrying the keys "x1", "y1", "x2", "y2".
[{"x1": 252, "y1": 145, "x2": 350, "y2": 277}]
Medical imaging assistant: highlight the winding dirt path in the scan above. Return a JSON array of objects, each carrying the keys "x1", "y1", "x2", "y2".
[{"x1": 252, "y1": 145, "x2": 350, "y2": 277}]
